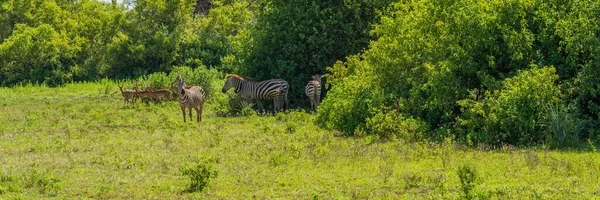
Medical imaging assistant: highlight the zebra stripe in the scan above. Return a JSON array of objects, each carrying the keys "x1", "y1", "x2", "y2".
[
  {"x1": 222, "y1": 74, "x2": 289, "y2": 113},
  {"x1": 305, "y1": 74, "x2": 322, "y2": 111},
  {"x1": 178, "y1": 77, "x2": 206, "y2": 122}
]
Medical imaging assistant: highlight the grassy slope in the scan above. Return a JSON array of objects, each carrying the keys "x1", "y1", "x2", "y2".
[{"x1": 1, "y1": 82, "x2": 599, "y2": 199}]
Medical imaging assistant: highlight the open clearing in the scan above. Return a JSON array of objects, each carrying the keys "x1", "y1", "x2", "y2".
[{"x1": 1, "y1": 82, "x2": 599, "y2": 199}]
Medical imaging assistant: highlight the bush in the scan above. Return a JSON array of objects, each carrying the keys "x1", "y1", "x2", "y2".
[
  {"x1": 366, "y1": 110, "x2": 428, "y2": 142},
  {"x1": 317, "y1": 74, "x2": 384, "y2": 135},
  {"x1": 458, "y1": 66, "x2": 562, "y2": 145},
  {"x1": 457, "y1": 163, "x2": 479, "y2": 200},
  {"x1": 0, "y1": 24, "x2": 80, "y2": 87},
  {"x1": 180, "y1": 158, "x2": 218, "y2": 193}
]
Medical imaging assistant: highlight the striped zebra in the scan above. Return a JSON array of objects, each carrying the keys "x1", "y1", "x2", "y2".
[
  {"x1": 177, "y1": 76, "x2": 206, "y2": 122},
  {"x1": 221, "y1": 74, "x2": 289, "y2": 113},
  {"x1": 305, "y1": 74, "x2": 322, "y2": 111}
]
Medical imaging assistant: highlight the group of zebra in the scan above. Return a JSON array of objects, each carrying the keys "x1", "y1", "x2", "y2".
[
  {"x1": 119, "y1": 74, "x2": 322, "y2": 123},
  {"x1": 221, "y1": 74, "x2": 322, "y2": 113}
]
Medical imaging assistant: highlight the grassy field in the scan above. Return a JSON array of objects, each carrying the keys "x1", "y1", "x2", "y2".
[{"x1": 1, "y1": 81, "x2": 600, "y2": 199}]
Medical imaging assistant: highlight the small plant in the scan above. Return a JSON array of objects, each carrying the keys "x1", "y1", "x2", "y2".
[
  {"x1": 285, "y1": 123, "x2": 297, "y2": 134},
  {"x1": 379, "y1": 163, "x2": 394, "y2": 184},
  {"x1": 268, "y1": 151, "x2": 289, "y2": 167},
  {"x1": 238, "y1": 101, "x2": 256, "y2": 116},
  {"x1": 24, "y1": 168, "x2": 62, "y2": 196},
  {"x1": 180, "y1": 158, "x2": 218, "y2": 193},
  {"x1": 588, "y1": 139, "x2": 597, "y2": 153},
  {"x1": 524, "y1": 151, "x2": 540, "y2": 170},
  {"x1": 403, "y1": 172, "x2": 422, "y2": 189},
  {"x1": 457, "y1": 163, "x2": 479, "y2": 200}
]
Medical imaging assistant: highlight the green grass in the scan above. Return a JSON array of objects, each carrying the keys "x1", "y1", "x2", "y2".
[{"x1": 1, "y1": 81, "x2": 600, "y2": 199}]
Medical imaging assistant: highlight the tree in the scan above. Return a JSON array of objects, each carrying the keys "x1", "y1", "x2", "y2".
[{"x1": 240, "y1": 0, "x2": 392, "y2": 105}]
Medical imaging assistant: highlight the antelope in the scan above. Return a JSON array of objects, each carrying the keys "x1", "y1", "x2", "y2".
[
  {"x1": 118, "y1": 84, "x2": 136, "y2": 104},
  {"x1": 148, "y1": 84, "x2": 172, "y2": 101},
  {"x1": 133, "y1": 82, "x2": 154, "y2": 101}
]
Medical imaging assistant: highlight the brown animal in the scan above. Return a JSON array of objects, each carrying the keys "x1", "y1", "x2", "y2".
[
  {"x1": 148, "y1": 84, "x2": 172, "y2": 101},
  {"x1": 133, "y1": 82, "x2": 154, "y2": 101},
  {"x1": 118, "y1": 85, "x2": 136, "y2": 104}
]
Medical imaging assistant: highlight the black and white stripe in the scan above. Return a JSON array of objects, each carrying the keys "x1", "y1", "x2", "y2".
[
  {"x1": 305, "y1": 74, "x2": 322, "y2": 111},
  {"x1": 178, "y1": 77, "x2": 206, "y2": 122},
  {"x1": 222, "y1": 74, "x2": 289, "y2": 113}
]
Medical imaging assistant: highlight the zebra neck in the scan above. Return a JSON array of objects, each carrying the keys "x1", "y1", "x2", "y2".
[{"x1": 234, "y1": 79, "x2": 244, "y2": 93}]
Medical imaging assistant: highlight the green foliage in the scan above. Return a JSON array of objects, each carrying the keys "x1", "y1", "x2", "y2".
[
  {"x1": 457, "y1": 163, "x2": 479, "y2": 200},
  {"x1": 241, "y1": 0, "x2": 392, "y2": 103},
  {"x1": 458, "y1": 66, "x2": 562, "y2": 145},
  {"x1": 24, "y1": 168, "x2": 62, "y2": 196},
  {"x1": 545, "y1": 103, "x2": 581, "y2": 147},
  {"x1": 317, "y1": 0, "x2": 600, "y2": 145},
  {"x1": 365, "y1": 110, "x2": 427, "y2": 142},
  {"x1": 317, "y1": 73, "x2": 384, "y2": 135},
  {"x1": 0, "y1": 0, "x2": 253, "y2": 86},
  {"x1": 179, "y1": 157, "x2": 218, "y2": 193},
  {"x1": 0, "y1": 24, "x2": 80, "y2": 86}
]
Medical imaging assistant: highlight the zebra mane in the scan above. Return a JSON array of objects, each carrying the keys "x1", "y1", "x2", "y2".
[{"x1": 226, "y1": 74, "x2": 244, "y2": 81}]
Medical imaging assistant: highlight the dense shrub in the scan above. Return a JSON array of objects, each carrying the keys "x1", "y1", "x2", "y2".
[
  {"x1": 317, "y1": 74, "x2": 384, "y2": 135},
  {"x1": 316, "y1": 0, "x2": 600, "y2": 145},
  {"x1": 0, "y1": 24, "x2": 81, "y2": 86},
  {"x1": 457, "y1": 66, "x2": 562, "y2": 145},
  {"x1": 366, "y1": 110, "x2": 428, "y2": 142}
]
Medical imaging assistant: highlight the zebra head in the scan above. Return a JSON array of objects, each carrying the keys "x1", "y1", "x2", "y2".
[
  {"x1": 177, "y1": 76, "x2": 186, "y2": 94},
  {"x1": 222, "y1": 74, "x2": 241, "y2": 93},
  {"x1": 312, "y1": 74, "x2": 322, "y2": 84}
]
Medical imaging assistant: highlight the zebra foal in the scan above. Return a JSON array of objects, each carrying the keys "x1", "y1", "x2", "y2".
[
  {"x1": 221, "y1": 74, "x2": 289, "y2": 113},
  {"x1": 177, "y1": 76, "x2": 206, "y2": 122},
  {"x1": 305, "y1": 74, "x2": 322, "y2": 111}
]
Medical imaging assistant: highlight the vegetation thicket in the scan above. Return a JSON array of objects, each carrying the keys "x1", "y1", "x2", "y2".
[
  {"x1": 318, "y1": 0, "x2": 600, "y2": 145},
  {"x1": 1, "y1": 0, "x2": 599, "y2": 145},
  {"x1": 2, "y1": 0, "x2": 600, "y2": 198}
]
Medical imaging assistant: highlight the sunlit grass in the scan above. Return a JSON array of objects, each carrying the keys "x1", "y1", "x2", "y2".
[{"x1": 1, "y1": 82, "x2": 599, "y2": 199}]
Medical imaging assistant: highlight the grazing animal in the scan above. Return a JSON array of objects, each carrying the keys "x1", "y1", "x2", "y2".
[
  {"x1": 133, "y1": 83, "x2": 154, "y2": 102},
  {"x1": 177, "y1": 76, "x2": 206, "y2": 122},
  {"x1": 118, "y1": 85, "x2": 136, "y2": 104},
  {"x1": 148, "y1": 84, "x2": 172, "y2": 101},
  {"x1": 221, "y1": 74, "x2": 289, "y2": 113},
  {"x1": 305, "y1": 74, "x2": 322, "y2": 111}
]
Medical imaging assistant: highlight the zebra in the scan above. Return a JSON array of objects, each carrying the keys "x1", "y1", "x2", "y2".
[
  {"x1": 221, "y1": 74, "x2": 289, "y2": 113},
  {"x1": 177, "y1": 76, "x2": 206, "y2": 122},
  {"x1": 305, "y1": 74, "x2": 322, "y2": 111}
]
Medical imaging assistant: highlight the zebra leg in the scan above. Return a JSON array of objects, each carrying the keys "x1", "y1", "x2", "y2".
[
  {"x1": 188, "y1": 107, "x2": 193, "y2": 121},
  {"x1": 284, "y1": 93, "x2": 289, "y2": 111},
  {"x1": 181, "y1": 106, "x2": 187, "y2": 122},
  {"x1": 197, "y1": 104, "x2": 203, "y2": 122},
  {"x1": 257, "y1": 100, "x2": 264, "y2": 115},
  {"x1": 273, "y1": 97, "x2": 280, "y2": 113},
  {"x1": 316, "y1": 94, "x2": 321, "y2": 111}
]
